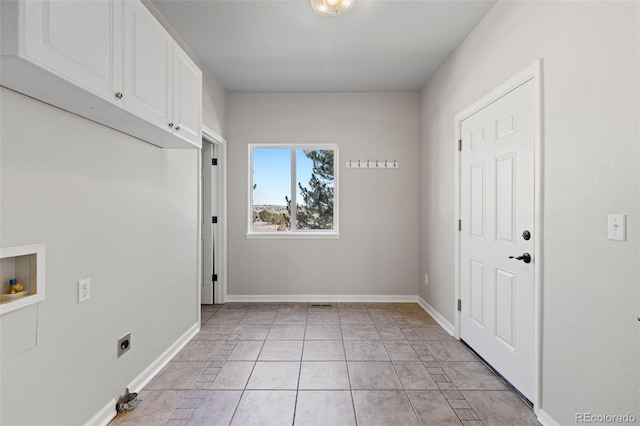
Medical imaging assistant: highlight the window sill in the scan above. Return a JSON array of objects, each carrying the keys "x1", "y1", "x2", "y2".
[{"x1": 246, "y1": 232, "x2": 340, "y2": 240}]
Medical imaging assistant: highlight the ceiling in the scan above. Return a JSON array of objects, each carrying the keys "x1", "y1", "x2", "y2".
[{"x1": 151, "y1": 0, "x2": 497, "y2": 92}]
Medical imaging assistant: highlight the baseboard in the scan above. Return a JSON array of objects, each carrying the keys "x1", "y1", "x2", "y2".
[
  {"x1": 86, "y1": 396, "x2": 118, "y2": 426},
  {"x1": 128, "y1": 322, "x2": 200, "y2": 392},
  {"x1": 417, "y1": 296, "x2": 456, "y2": 336},
  {"x1": 86, "y1": 322, "x2": 200, "y2": 426},
  {"x1": 536, "y1": 409, "x2": 562, "y2": 426},
  {"x1": 225, "y1": 294, "x2": 419, "y2": 303}
]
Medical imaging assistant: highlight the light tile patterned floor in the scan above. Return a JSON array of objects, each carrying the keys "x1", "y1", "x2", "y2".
[{"x1": 111, "y1": 303, "x2": 540, "y2": 426}]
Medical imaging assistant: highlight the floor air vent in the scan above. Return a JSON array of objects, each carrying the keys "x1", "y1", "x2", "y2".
[{"x1": 310, "y1": 303, "x2": 333, "y2": 308}]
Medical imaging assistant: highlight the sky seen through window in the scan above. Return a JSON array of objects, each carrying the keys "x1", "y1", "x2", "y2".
[{"x1": 252, "y1": 148, "x2": 314, "y2": 206}]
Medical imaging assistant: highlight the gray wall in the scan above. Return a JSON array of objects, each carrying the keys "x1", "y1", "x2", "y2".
[
  {"x1": 227, "y1": 92, "x2": 420, "y2": 297},
  {"x1": 0, "y1": 88, "x2": 200, "y2": 425},
  {"x1": 419, "y1": 1, "x2": 639, "y2": 422},
  {"x1": 201, "y1": 67, "x2": 227, "y2": 137}
]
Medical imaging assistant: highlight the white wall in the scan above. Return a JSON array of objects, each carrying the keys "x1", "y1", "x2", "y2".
[
  {"x1": 227, "y1": 93, "x2": 420, "y2": 298},
  {"x1": 0, "y1": 88, "x2": 200, "y2": 425},
  {"x1": 419, "y1": 1, "x2": 639, "y2": 423}
]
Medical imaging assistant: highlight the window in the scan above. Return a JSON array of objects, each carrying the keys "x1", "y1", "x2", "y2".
[{"x1": 248, "y1": 144, "x2": 339, "y2": 238}]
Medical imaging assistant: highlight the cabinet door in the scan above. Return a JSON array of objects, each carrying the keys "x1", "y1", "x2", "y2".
[
  {"x1": 22, "y1": 0, "x2": 122, "y2": 103},
  {"x1": 172, "y1": 46, "x2": 202, "y2": 146},
  {"x1": 123, "y1": 1, "x2": 171, "y2": 130}
]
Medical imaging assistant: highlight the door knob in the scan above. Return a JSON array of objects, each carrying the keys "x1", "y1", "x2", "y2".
[{"x1": 509, "y1": 253, "x2": 532, "y2": 263}]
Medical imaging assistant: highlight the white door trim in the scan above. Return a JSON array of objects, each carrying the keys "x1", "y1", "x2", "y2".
[
  {"x1": 454, "y1": 60, "x2": 543, "y2": 411},
  {"x1": 202, "y1": 125, "x2": 228, "y2": 304}
]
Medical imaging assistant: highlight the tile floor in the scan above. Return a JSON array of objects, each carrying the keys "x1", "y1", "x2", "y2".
[{"x1": 111, "y1": 303, "x2": 540, "y2": 426}]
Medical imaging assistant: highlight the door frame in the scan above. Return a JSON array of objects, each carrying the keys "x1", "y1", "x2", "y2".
[
  {"x1": 453, "y1": 60, "x2": 543, "y2": 411},
  {"x1": 202, "y1": 125, "x2": 228, "y2": 304}
]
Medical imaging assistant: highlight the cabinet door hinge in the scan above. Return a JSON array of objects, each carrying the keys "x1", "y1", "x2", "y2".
[
  {"x1": 212, "y1": 158, "x2": 218, "y2": 166},
  {"x1": 457, "y1": 299, "x2": 462, "y2": 311},
  {"x1": 212, "y1": 274, "x2": 218, "y2": 282},
  {"x1": 458, "y1": 139, "x2": 462, "y2": 151},
  {"x1": 212, "y1": 216, "x2": 218, "y2": 224},
  {"x1": 458, "y1": 220, "x2": 461, "y2": 231}
]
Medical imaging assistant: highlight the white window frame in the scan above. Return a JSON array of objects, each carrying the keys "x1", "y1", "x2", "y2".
[{"x1": 247, "y1": 144, "x2": 340, "y2": 239}]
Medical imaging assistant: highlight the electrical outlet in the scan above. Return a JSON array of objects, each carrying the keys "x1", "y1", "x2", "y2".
[
  {"x1": 424, "y1": 273, "x2": 429, "y2": 286},
  {"x1": 78, "y1": 278, "x2": 90, "y2": 303},
  {"x1": 117, "y1": 333, "x2": 131, "y2": 358}
]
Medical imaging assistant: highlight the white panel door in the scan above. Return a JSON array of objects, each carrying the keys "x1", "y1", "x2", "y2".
[
  {"x1": 123, "y1": 1, "x2": 171, "y2": 130},
  {"x1": 22, "y1": 0, "x2": 122, "y2": 103},
  {"x1": 172, "y1": 46, "x2": 202, "y2": 146},
  {"x1": 201, "y1": 141, "x2": 215, "y2": 305},
  {"x1": 460, "y1": 78, "x2": 536, "y2": 401}
]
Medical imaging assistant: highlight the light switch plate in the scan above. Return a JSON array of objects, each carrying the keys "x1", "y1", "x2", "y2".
[{"x1": 607, "y1": 214, "x2": 626, "y2": 241}]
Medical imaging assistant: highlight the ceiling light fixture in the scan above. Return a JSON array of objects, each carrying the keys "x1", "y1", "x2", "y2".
[{"x1": 310, "y1": 0, "x2": 354, "y2": 16}]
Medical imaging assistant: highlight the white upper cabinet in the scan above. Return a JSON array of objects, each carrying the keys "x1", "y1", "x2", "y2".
[
  {"x1": 21, "y1": 0, "x2": 123, "y2": 105},
  {"x1": 0, "y1": 0, "x2": 202, "y2": 149},
  {"x1": 123, "y1": 1, "x2": 202, "y2": 146},
  {"x1": 123, "y1": 1, "x2": 172, "y2": 130},
  {"x1": 172, "y1": 47, "x2": 202, "y2": 146}
]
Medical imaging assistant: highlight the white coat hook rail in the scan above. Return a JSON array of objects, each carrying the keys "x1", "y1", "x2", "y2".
[{"x1": 346, "y1": 159, "x2": 398, "y2": 169}]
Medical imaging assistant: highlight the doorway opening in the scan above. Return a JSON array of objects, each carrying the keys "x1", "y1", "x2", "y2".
[{"x1": 201, "y1": 127, "x2": 227, "y2": 305}]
